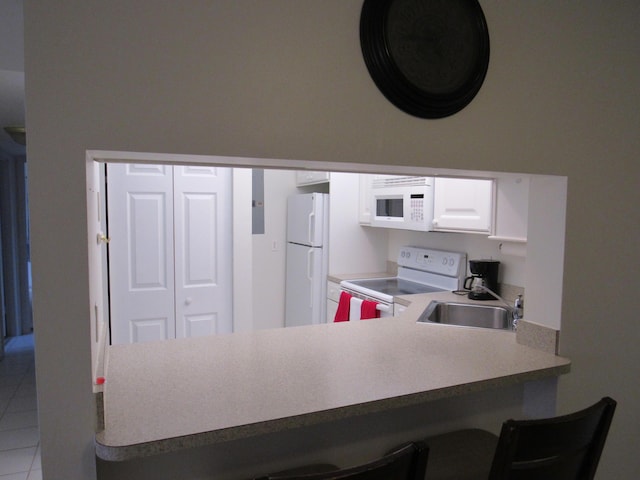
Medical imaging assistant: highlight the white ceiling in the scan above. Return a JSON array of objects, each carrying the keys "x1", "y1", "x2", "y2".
[{"x1": 0, "y1": 0, "x2": 25, "y2": 155}]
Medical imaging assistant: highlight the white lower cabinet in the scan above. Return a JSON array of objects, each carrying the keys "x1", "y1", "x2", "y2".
[
  {"x1": 432, "y1": 178, "x2": 494, "y2": 233},
  {"x1": 326, "y1": 281, "x2": 341, "y2": 323},
  {"x1": 327, "y1": 299, "x2": 338, "y2": 323}
]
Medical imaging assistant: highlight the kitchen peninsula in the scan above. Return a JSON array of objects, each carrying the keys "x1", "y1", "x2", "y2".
[{"x1": 96, "y1": 293, "x2": 569, "y2": 479}]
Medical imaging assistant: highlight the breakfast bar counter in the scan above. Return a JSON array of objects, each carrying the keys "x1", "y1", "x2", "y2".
[{"x1": 95, "y1": 295, "x2": 570, "y2": 462}]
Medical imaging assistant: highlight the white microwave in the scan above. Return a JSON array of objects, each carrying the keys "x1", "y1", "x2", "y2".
[{"x1": 370, "y1": 176, "x2": 434, "y2": 231}]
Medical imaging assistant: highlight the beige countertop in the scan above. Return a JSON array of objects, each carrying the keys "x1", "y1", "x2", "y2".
[{"x1": 96, "y1": 290, "x2": 570, "y2": 461}]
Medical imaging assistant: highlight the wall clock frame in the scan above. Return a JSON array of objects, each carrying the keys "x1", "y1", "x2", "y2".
[{"x1": 360, "y1": 0, "x2": 490, "y2": 119}]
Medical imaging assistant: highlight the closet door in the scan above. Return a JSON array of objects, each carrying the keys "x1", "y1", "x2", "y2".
[
  {"x1": 107, "y1": 164, "x2": 175, "y2": 344},
  {"x1": 107, "y1": 163, "x2": 233, "y2": 345},
  {"x1": 173, "y1": 166, "x2": 232, "y2": 338}
]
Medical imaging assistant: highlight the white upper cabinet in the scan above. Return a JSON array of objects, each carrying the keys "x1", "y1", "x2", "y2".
[
  {"x1": 432, "y1": 178, "x2": 494, "y2": 233},
  {"x1": 296, "y1": 170, "x2": 330, "y2": 186},
  {"x1": 489, "y1": 176, "x2": 529, "y2": 243},
  {"x1": 358, "y1": 173, "x2": 374, "y2": 224}
]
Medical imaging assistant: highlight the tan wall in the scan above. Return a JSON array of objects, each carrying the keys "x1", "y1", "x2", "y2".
[{"x1": 24, "y1": 1, "x2": 639, "y2": 478}]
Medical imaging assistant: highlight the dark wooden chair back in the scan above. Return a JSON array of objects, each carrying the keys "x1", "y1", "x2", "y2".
[
  {"x1": 256, "y1": 441, "x2": 428, "y2": 480},
  {"x1": 489, "y1": 396, "x2": 617, "y2": 480}
]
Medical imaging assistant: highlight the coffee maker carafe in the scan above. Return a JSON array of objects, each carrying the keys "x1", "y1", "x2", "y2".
[{"x1": 464, "y1": 260, "x2": 500, "y2": 300}]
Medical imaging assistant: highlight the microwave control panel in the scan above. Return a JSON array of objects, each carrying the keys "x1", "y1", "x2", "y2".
[{"x1": 409, "y1": 194, "x2": 425, "y2": 222}]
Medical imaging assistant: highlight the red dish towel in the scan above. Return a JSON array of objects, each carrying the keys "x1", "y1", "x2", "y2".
[
  {"x1": 334, "y1": 292, "x2": 352, "y2": 322},
  {"x1": 361, "y1": 300, "x2": 380, "y2": 320}
]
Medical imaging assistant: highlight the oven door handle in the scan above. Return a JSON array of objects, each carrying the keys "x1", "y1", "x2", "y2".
[{"x1": 340, "y1": 286, "x2": 392, "y2": 316}]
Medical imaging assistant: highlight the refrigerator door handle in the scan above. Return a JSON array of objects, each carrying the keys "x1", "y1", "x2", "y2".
[
  {"x1": 308, "y1": 211, "x2": 315, "y2": 245},
  {"x1": 307, "y1": 248, "x2": 314, "y2": 307}
]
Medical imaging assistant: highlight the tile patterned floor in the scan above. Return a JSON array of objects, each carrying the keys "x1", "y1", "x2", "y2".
[{"x1": 0, "y1": 334, "x2": 41, "y2": 480}]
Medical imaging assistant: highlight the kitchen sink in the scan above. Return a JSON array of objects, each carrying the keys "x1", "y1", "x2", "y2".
[{"x1": 417, "y1": 301, "x2": 514, "y2": 330}]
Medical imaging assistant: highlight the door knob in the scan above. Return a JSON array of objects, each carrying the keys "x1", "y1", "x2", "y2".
[{"x1": 185, "y1": 297, "x2": 193, "y2": 305}]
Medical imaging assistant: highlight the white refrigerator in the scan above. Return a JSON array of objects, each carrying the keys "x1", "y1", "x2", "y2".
[{"x1": 285, "y1": 193, "x2": 330, "y2": 327}]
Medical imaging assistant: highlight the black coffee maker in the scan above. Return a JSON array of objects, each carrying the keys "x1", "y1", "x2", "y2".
[{"x1": 464, "y1": 260, "x2": 500, "y2": 300}]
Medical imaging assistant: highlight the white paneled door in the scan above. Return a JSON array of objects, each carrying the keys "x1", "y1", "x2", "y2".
[
  {"x1": 107, "y1": 164, "x2": 232, "y2": 345},
  {"x1": 173, "y1": 165, "x2": 232, "y2": 338}
]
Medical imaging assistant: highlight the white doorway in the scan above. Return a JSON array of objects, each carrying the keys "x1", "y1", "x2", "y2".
[{"x1": 106, "y1": 163, "x2": 233, "y2": 344}]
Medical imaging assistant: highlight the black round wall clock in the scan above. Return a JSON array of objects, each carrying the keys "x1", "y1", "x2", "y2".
[{"x1": 360, "y1": 0, "x2": 490, "y2": 119}]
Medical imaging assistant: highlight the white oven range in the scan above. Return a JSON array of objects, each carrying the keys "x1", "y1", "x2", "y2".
[{"x1": 339, "y1": 246, "x2": 467, "y2": 317}]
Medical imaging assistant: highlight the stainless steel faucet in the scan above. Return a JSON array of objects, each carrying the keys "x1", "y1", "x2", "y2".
[
  {"x1": 476, "y1": 286, "x2": 524, "y2": 330},
  {"x1": 513, "y1": 295, "x2": 524, "y2": 322}
]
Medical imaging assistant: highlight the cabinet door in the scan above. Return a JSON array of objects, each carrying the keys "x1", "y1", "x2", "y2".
[
  {"x1": 358, "y1": 174, "x2": 374, "y2": 224},
  {"x1": 433, "y1": 178, "x2": 494, "y2": 233},
  {"x1": 327, "y1": 299, "x2": 338, "y2": 323},
  {"x1": 327, "y1": 281, "x2": 342, "y2": 303},
  {"x1": 492, "y1": 176, "x2": 529, "y2": 242},
  {"x1": 326, "y1": 281, "x2": 341, "y2": 322},
  {"x1": 296, "y1": 171, "x2": 330, "y2": 186}
]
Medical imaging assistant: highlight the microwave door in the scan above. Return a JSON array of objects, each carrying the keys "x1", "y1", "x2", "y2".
[
  {"x1": 370, "y1": 189, "x2": 432, "y2": 231},
  {"x1": 377, "y1": 197, "x2": 404, "y2": 218},
  {"x1": 372, "y1": 193, "x2": 405, "y2": 228}
]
